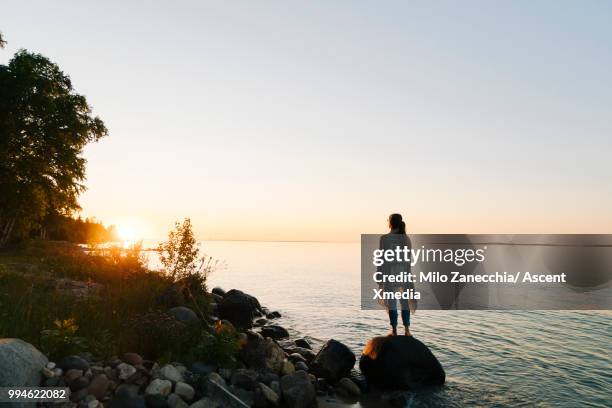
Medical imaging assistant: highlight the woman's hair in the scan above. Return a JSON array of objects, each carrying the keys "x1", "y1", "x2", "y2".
[{"x1": 389, "y1": 213, "x2": 406, "y2": 234}]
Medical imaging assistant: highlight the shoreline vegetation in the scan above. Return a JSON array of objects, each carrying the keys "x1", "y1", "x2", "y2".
[{"x1": 0, "y1": 221, "x2": 445, "y2": 408}]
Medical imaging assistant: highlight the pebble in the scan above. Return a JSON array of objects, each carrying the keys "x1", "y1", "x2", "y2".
[
  {"x1": 88, "y1": 374, "x2": 110, "y2": 399},
  {"x1": 167, "y1": 393, "x2": 189, "y2": 408},
  {"x1": 123, "y1": 353, "x2": 143, "y2": 366},
  {"x1": 116, "y1": 363, "x2": 137, "y2": 380},
  {"x1": 43, "y1": 367, "x2": 56, "y2": 378},
  {"x1": 145, "y1": 379, "x2": 172, "y2": 396},
  {"x1": 65, "y1": 369, "x2": 84, "y2": 383},
  {"x1": 159, "y1": 365, "x2": 183, "y2": 383},
  {"x1": 46, "y1": 362, "x2": 57, "y2": 370},
  {"x1": 174, "y1": 382, "x2": 195, "y2": 401}
]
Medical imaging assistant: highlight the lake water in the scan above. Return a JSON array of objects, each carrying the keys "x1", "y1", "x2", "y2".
[{"x1": 146, "y1": 241, "x2": 611, "y2": 407}]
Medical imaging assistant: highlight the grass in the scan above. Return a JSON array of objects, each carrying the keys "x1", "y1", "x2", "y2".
[{"x1": 0, "y1": 240, "x2": 238, "y2": 365}]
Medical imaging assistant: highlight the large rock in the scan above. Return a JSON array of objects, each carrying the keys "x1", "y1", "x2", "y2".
[
  {"x1": 169, "y1": 307, "x2": 200, "y2": 325},
  {"x1": 310, "y1": 339, "x2": 355, "y2": 382},
  {"x1": 0, "y1": 338, "x2": 48, "y2": 389},
  {"x1": 217, "y1": 289, "x2": 262, "y2": 329},
  {"x1": 240, "y1": 337, "x2": 286, "y2": 374},
  {"x1": 260, "y1": 325, "x2": 289, "y2": 340},
  {"x1": 280, "y1": 371, "x2": 316, "y2": 408},
  {"x1": 359, "y1": 336, "x2": 445, "y2": 389}
]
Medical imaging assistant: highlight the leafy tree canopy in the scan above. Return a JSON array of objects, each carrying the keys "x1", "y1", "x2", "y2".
[{"x1": 0, "y1": 49, "x2": 107, "y2": 245}]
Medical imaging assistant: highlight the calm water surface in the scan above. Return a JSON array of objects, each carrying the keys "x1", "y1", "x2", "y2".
[{"x1": 149, "y1": 241, "x2": 611, "y2": 407}]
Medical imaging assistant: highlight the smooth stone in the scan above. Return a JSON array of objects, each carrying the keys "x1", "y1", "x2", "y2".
[
  {"x1": 260, "y1": 325, "x2": 289, "y2": 340},
  {"x1": 47, "y1": 361, "x2": 57, "y2": 370},
  {"x1": 359, "y1": 336, "x2": 445, "y2": 390},
  {"x1": 230, "y1": 369, "x2": 257, "y2": 391},
  {"x1": 295, "y1": 361, "x2": 308, "y2": 372},
  {"x1": 71, "y1": 376, "x2": 90, "y2": 391},
  {"x1": 123, "y1": 353, "x2": 144, "y2": 366},
  {"x1": 211, "y1": 287, "x2": 226, "y2": 297},
  {"x1": 145, "y1": 394, "x2": 169, "y2": 408},
  {"x1": 88, "y1": 374, "x2": 110, "y2": 399},
  {"x1": 338, "y1": 377, "x2": 361, "y2": 396},
  {"x1": 168, "y1": 307, "x2": 200, "y2": 325},
  {"x1": 239, "y1": 338, "x2": 286, "y2": 374},
  {"x1": 159, "y1": 365, "x2": 183, "y2": 383},
  {"x1": 145, "y1": 379, "x2": 173, "y2": 396},
  {"x1": 174, "y1": 382, "x2": 195, "y2": 401},
  {"x1": 59, "y1": 355, "x2": 90, "y2": 371},
  {"x1": 217, "y1": 289, "x2": 262, "y2": 329},
  {"x1": 43, "y1": 367, "x2": 56, "y2": 378},
  {"x1": 280, "y1": 371, "x2": 316, "y2": 408},
  {"x1": 294, "y1": 339, "x2": 311, "y2": 350},
  {"x1": 65, "y1": 369, "x2": 85, "y2": 383},
  {"x1": 257, "y1": 382, "x2": 279, "y2": 406},
  {"x1": 310, "y1": 339, "x2": 356, "y2": 382},
  {"x1": 117, "y1": 363, "x2": 137, "y2": 380},
  {"x1": 0, "y1": 338, "x2": 49, "y2": 396},
  {"x1": 167, "y1": 394, "x2": 188, "y2": 408}
]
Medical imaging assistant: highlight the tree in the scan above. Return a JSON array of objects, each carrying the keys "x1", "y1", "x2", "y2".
[
  {"x1": 0, "y1": 50, "x2": 107, "y2": 246},
  {"x1": 157, "y1": 218, "x2": 201, "y2": 280},
  {"x1": 0, "y1": 32, "x2": 6, "y2": 49}
]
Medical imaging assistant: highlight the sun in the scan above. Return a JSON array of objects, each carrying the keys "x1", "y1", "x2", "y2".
[{"x1": 116, "y1": 224, "x2": 137, "y2": 241}]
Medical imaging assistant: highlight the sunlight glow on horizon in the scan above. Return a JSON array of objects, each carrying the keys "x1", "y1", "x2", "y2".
[{"x1": 4, "y1": 1, "x2": 610, "y2": 241}]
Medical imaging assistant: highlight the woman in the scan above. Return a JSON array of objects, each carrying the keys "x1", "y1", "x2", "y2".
[{"x1": 378, "y1": 213, "x2": 413, "y2": 336}]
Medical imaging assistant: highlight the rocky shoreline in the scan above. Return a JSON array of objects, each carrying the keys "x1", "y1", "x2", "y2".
[{"x1": 0, "y1": 286, "x2": 445, "y2": 408}]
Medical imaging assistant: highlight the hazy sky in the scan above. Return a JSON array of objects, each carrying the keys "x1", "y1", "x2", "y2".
[{"x1": 2, "y1": 1, "x2": 611, "y2": 241}]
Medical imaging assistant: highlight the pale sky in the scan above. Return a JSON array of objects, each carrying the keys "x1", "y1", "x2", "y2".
[{"x1": 2, "y1": 1, "x2": 611, "y2": 241}]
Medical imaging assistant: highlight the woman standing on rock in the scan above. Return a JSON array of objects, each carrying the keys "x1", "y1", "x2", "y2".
[{"x1": 378, "y1": 213, "x2": 413, "y2": 336}]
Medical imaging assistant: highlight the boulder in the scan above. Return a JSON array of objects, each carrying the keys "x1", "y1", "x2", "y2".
[
  {"x1": 211, "y1": 287, "x2": 226, "y2": 297},
  {"x1": 0, "y1": 339, "x2": 48, "y2": 395},
  {"x1": 240, "y1": 337, "x2": 286, "y2": 374},
  {"x1": 260, "y1": 325, "x2": 289, "y2": 340},
  {"x1": 310, "y1": 339, "x2": 355, "y2": 382},
  {"x1": 169, "y1": 307, "x2": 200, "y2": 325},
  {"x1": 280, "y1": 371, "x2": 316, "y2": 408},
  {"x1": 59, "y1": 355, "x2": 90, "y2": 371},
  {"x1": 359, "y1": 336, "x2": 445, "y2": 389},
  {"x1": 217, "y1": 289, "x2": 262, "y2": 329},
  {"x1": 157, "y1": 282, "x2": 186, "y2": 308},
  {"x1": 294, "y1": 339, "x2": 311, "y2": 350}
]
